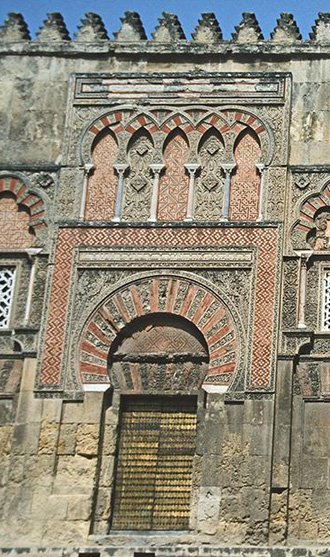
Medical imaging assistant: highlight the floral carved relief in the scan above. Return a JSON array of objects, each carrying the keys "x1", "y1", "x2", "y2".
[
  {"x1": 122, "y1": 130, "x2": 154, "y2": 221},
  {"x1": 195, "y1": 129, "x2": 225, "y2": 221},
  {"x1": 230, "y1": 128, "x2": 261, "y2": 221},
  {"x1": 85, "y1": 129, "x2": 118, "y2": 221},
  {"x1": 157, "y1": 129, "x2": 189, "y2": 221}
]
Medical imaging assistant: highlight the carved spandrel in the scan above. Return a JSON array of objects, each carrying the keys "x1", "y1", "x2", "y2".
[
  {"x1": 122, "y1": 131, "x2": 154, "y2": 221},
  {"x1": 195, "y1": 131, "x2": 225, "y2": 221}
]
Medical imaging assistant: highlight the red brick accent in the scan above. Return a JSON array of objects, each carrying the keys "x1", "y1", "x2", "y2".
[
  {"x1": 230, "y1": 129, "x2": 261, "y2": 221},
  {"x1": 38, "y1": 226, "x2": 280, "y2": 392},
  {"x1": 157, "y1": 130, "x2": 189, "y2": 221},
  {"x1": 0, "y1": 177, "x2": 46, "y2": 239},
  {"x1": 85, "y1": 130, "x2": 118, "y2": 221}
]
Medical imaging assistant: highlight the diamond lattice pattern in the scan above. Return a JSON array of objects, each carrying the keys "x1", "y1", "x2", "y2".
[{"x1": 0, "y1": 268, "x2": 15, "y2": 328}]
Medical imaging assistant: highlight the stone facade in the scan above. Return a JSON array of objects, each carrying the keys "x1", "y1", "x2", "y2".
[{"x1": 1, "y1": 9, "x2": 330, "y2": 556}]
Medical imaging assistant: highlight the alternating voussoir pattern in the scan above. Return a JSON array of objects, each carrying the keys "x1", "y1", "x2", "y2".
[
  {"x1": 78, "y1": 277, "x2": 238, "y2": 388},
  {"x1": 0, "y1": 176, "x2": 46, "y2": 230}
]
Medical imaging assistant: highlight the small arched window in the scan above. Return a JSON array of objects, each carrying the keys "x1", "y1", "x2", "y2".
[
  {"x1": 229, "y1": 127, "x2": 261, "y2": 221},
  {"x1": 157, "y1": 128, "x2": 189, "y2": 221},
  {"x1": 85, "y1": 128, "x2": 118, "y2": 221}
]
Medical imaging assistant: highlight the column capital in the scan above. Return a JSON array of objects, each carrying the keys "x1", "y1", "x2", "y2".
[
  {"x1": 113, "y1": 163, "x2": 129, "y2": 175},
  {"x1": 83, "y1": 163, "x2": 94, "y2": 175},
  {"x1": 256, "y1": 163, "x2": 265, "y2": 173},
  {"x1": 184, "y1": 163, "x2": 200, "y2": 174},
  {"x1": 25, "y1": 248, "x2": 43, "y2": 261},
  {"x1": 221, "y1": 163, "x2": 236, "y2": 174},
  {"x1": 149, "y1": 163, "x2": 164, "y2": 174},
  {"x1": 294, "y1": 249, "x2": 313, "y2": 261}
]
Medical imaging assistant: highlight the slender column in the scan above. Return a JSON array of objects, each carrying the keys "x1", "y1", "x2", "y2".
[
  {"x1": 256, "y1": 163, "x2": 266, "y2": 222},
  {"x1": 148, "y1": 164, "x2": 164, "y2": 222},
  {"x1": 23, "y1": 248, "x2": 42, "y2": 327},
  {"x1": 295, "y1": 250, "x2": 312, "y2": 329},
  {"x1": 184, "y1": 164, "x2": 200, "y2": 222},
  {"x1": 112, "y1": 164, "x2": 128, "y2": 223},
  {"x1": 221, "y1": 164, "x2": 236, "y2": 221},
  {"x1": 79, "y1": 163, "x2": 94, "y2": 220}
]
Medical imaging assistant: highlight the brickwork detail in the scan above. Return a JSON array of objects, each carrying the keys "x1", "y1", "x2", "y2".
[
  {"x1": 229, "y1": 129, "x2": 261, "y2": 221},
  {"x1": 0, "y1": 176, "x2": 46, "y2": 235},
  {"x1": 0, "y1": 196, "x2": 35, "y2": 249},
  {"x1": 195, "y1": 130, "x2": 225, "y2": 220},
  {"x1": 109, "y1": 315, "x2": 209, "y2": 392},
  {"x1": 38, "y1": 226, "x2": 280, "y2": 391},
  {"x1": 123, "y1": 129, "x2": 154, "y2": 221},
  {"x1": 292, "y1": 181, "x2": 330, "y2": 249},
  {"x1": 85, "y1": 129, "x2": 118, "y2": 220},
  {"x1": 79, "y1": 277, "x2": 237, "y2": 387},
  {"x1": 157, "y1": 130, "x2": 189, "y2": 221}
]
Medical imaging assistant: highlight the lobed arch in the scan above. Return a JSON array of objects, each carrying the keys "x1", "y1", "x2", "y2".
[
  {"x1": 0, "y1": 173, "x2": 47, "y2": 232},
  {"x1": 197, "y1": 126, "x2": 224, "y2": 152},
  {"x1": 291, "y1": 180, "x2": 330, "y2": 249},
  {"x1": 126, "y1": 126, "x2": 154, "y2": 153},
  {"x1": 77, "y1": 275, "x2": 240, "y2": 392},
  {"x1": 80, "y1": 105, "x2": 273, "y2": 167}
]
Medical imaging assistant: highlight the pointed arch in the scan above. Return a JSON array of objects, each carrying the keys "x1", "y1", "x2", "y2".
[
  {"x1": 85, "y1": 128, "x2": 118, "y2": 221},
  {"x1": 157, "y1": 128, "x2": 189, "y2": 221},
  {"x1": 229, "y1": 127, "x2": 261, "y2": 221}
]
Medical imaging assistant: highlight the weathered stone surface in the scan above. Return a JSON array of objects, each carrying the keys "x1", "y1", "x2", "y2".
[
  {"x1": 0, "y1": 13, "x2": 30, "y2": 41},
  {"x1": 2, "y1": 7, "x2": 330, "y2": 552},
  {"x1": 232, "y1": 13, "x2": 264, "y2": 42},
  {"x1": 192, "y1": 13, "x2": 223, "y2": 43},
  {"x1": 36, "y1": 13, "x2": 70, "y2": 41},
  {"x1": 75, "y1": 12, "x2": 108, "y2": 42},
  {"x1": 114, "y1": 11, "x2": 147, "y2": 41}
]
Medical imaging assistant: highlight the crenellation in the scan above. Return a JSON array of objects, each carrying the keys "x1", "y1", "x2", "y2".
[
  {"x1": 232, "y1": 12, "x2": 264, "y2": 43},
  {"x1": 75, "y1": 12, "x2": 109, "y2": 42},
  {"x1": 36, "y1": 12, "x2": 70, "y2": 42},
  {"x1": 192, "y1": 13, "x2": 223, "y2": 43},
  {"x1": 113, "y1": 11, "x2": 147, "y2": 42},
  {"x1": 270, "y1": 12, "x2": 302, "y2": 43},
  {"x1": 152, "y1": 11, "x2": 186, "y2": 42},
  {"x1": 310, "y1": 12, "x2": 330, "y2": 42},
  {"x1": 0, "y1": 12, "x2": 30, "y2": 42}
]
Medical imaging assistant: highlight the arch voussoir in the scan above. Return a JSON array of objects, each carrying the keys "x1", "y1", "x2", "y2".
[{"x1": 78, "y1": 276, "x2": 239, "y2": 390}]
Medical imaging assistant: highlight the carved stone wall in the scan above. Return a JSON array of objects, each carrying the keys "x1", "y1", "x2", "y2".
[
  {"x1": 122, "y1": 129, "x2": 154, "y2": 221},
  {"x1": 195, "y1": 129, "x2": 225, "y2": 221},
  {"x1": 85, "y1": 129, "x2": 118, "y2": 221}
]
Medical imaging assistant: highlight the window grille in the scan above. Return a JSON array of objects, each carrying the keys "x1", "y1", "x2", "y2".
[
  {"x1": 111, "y1": 395, "x2": 197, "y2": 531},
  {"x1": 0, "y1": 268, "x2": 15, "y2": 329},
  {"x1": 322, "y1": 270, "x2": 330, "y2": 331}
]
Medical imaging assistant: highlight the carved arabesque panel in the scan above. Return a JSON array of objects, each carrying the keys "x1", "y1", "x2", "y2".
[
  {"x1": 230, "y1": 128, "x2": 261, "y2": 221},
  {"x1": 157, "y1": 129, "x2": 189, "y2": 221},
  {"x1": 85, "y1": 129, "x2": 118, "y2": 221},
  {"x1": 122, "y1": 130, "x2": 154, "y2": 221},
  {"x1": 195, "y1": 130, "x2": 225, "y2": 221}
]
